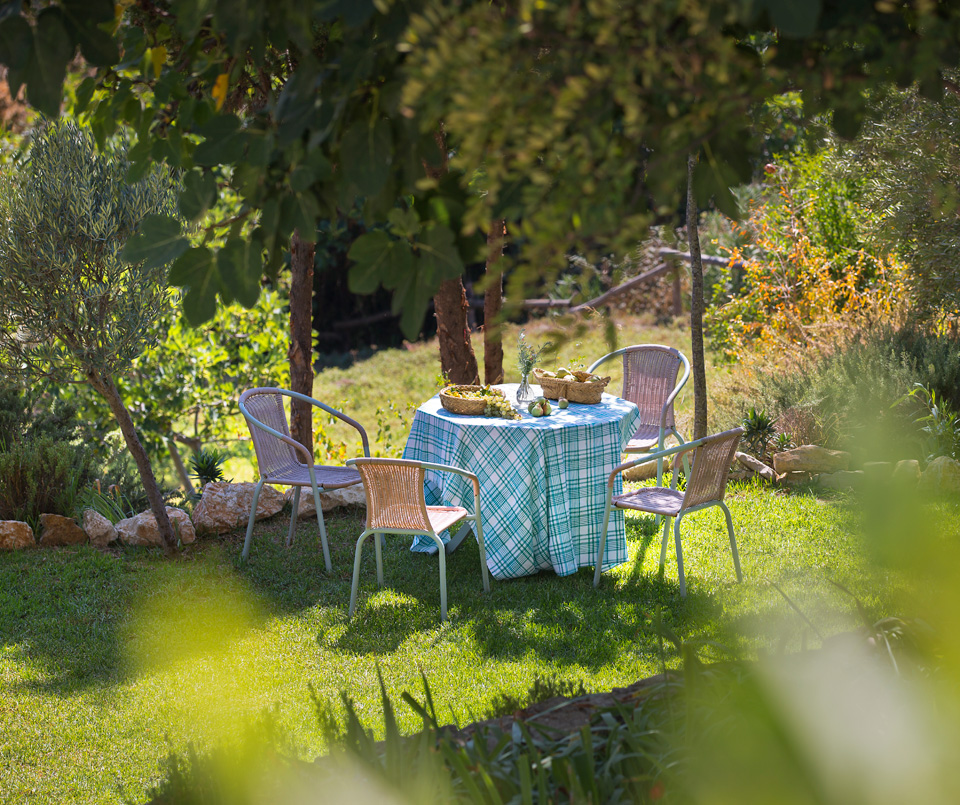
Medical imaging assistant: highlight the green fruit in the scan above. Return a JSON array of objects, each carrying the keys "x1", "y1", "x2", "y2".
[
  {"x1": 542, "y1": 401, "x2": 552, "y2": 415},
  {"x1": 527, "y1": 400, "x2": 539, "y2": 414},
  {"x1": 530, "y1": 406, "x2": 543, "y2": 417},
  {"x1": 558, "y1": 397, "x2": 569, "y2": 409}
]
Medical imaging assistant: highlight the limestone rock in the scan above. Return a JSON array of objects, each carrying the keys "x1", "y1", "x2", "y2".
[
  {"x1": 117, "y1": 507, "x2": 196, "y2": 547},
  {"x1": 919, "y1": 456, "x2": 960, "y2": 495},
  {"x1": 623, "y1": 460, "x2": 658, "y2": 482},
  {"x1": 735, "y1": 452, "x2": 776, "y2": 482},
  {"x1": 284, "y1": 483, "x2": 367, "y2": 517},
  {"x1": 0, "y1": 520, "x2": 34, "y2": 550},
  {"x1": 82, "y1": 509, "x2": 119, "y2": 548},
  {"x1": 773, "y1": 445, "x2": 850, "y2": 475},
  {"x1": 892, "y1": 459, "x2": 921, "y2": 484},
  {"x1": 862, "y1": 461, "x2": 892, "y2": 479},
  {"x1": 779, "y1": 471, "x2": 812, "y2": 486},
  {"x1": 38, "y1": 513, "x2": 87, "y2": 547},
  {"x1": 191, "y1": 482, "x2": 285, "y2": 535},
  {"x1": 817, "y1": 470, "x2": 865, "y2": 490}
]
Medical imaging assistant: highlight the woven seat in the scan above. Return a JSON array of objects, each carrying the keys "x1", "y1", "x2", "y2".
[
  {"x1": 613, "y1": 487, "x2": 684, "y2": 516},
  {"x1": 589, "y1": 345, "x2": 690, "y2": 489},
  {"x1": 346, "y1": 457, "x2": 491, "y2": 622},
  {"x1": 594, "y1": 427, "x2": 744, "y2": 597},
  {"x1": 239, "y1": 387, "x2": 370, "y2": 569}
]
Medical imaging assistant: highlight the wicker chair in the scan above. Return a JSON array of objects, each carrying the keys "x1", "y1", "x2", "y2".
[
  {"x1": 345, "y1": 457, "x2": 491, "y2": 622},
  {"x1": 593, "y1": 427, "x2": 744, "y2": 597},
  {"x1": 588, "y1": 345, "x2": 690, "y2": 490},
  {"x1": 238, "y1": 387, "x2": 369, "y2": 569}
]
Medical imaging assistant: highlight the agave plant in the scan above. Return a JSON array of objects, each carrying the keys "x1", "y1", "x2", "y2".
[
  {"x1": 189, "y1": 448, "x2": 229, "y2": 489},
  {"x1": 742, "y1": 407, "x2": 777, "y2": 462}
]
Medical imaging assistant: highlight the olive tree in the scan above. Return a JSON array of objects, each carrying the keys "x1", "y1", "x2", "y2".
[{"x1": 0, "y1": 119, "x2": 181, "y2": 553}]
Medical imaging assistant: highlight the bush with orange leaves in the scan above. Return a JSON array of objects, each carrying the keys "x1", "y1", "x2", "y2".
[{"x1": 707, "y1": 165, "x2": 909, "y2": 365}]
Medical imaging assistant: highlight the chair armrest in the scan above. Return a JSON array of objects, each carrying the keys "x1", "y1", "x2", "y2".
[
  {"x1": 345, "y1": 458, "x2": 481, "y2": 503},
  {"x1": 279, "y1": 389, "x2": 371, "y2": 457},
  {"x1": 421, "y1": 461, "x2": 481, "y2": 499},
  {"x1": 606, "y1": 434, "x2": 709, "y2": 488}
]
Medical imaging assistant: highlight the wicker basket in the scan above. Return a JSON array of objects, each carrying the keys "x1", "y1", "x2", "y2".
[
  {"x1": 534, "y1": 369, "x2": 610, "y2": 404},
  {"x1": 439, "y1": 385, "x2": 506, "y2": 415}
]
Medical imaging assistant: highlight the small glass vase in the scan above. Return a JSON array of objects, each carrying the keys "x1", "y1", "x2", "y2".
[{"x1": 516, "y1": 373, "x2": 535, "y2": 404}]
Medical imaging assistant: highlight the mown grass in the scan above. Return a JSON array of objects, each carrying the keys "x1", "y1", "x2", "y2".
[{"x1": 0, "y1": 476, "x2": 925, "y2": 803}]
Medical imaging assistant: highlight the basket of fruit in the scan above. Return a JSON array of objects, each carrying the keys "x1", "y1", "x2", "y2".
[
  {"x1": 533, "y1": 368, "x2": 610, "y2": 404},
  {"x1": 440, "y1": 385, "x2": 507, "y2": 415}
]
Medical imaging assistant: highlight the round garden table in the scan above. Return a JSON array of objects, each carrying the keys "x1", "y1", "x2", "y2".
[{"x1": 401, "y1": 383, "x2": 642, "y2": 580}]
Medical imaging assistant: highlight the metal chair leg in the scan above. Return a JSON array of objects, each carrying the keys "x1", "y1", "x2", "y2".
[
  {"x1": 374, "y1": 528, "x2": 384, "y2": 587},
  {"x1": 593, "y1": 494, "x2": 615, "y2": 588},
  {"x1": 309, "y1": 481, "x2": 332, "y2": 572},
  {"x1": 241, "y1": 478, "x2": 265, "y2": 561},
  {"x1": 287, "y1": 486, "x2": 301, "y2": 547},
  {"x1": 427, "y1": 533, "x2": 448, "y2": 622},
  {"x1": 720, "y1": 501, "x2": 742, "y2": 583},
  {"x1": 658, "y1": 513, "x2": 671, "y2": 577},
  {"x1": 674, "y1": 515, "x2": 686, "y2": 597},
  {"x1": 472, "y1": 509, "x2": 491, "y2": 593},
  {"x1": 349, "y1": 529, "x2": 374, "y2": 617}
]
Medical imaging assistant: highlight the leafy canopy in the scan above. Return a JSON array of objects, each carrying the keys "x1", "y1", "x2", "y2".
[{"x1": 4, "y1": 1, "x2": 960, "y2": 332}]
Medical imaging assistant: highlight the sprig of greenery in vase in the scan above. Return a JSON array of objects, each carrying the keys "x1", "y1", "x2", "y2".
[{"x1": 517, "y1": 331, "x2": 548, "y2": 378}]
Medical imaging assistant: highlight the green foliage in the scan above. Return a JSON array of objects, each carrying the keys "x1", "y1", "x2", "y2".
[
  {"x1": 833, "y1": 81, "x2": 960, "y2": 321},
  {"x1": 0, "y1": 435, "x2": 93, "y2": 529},
  {"x1": 190, "y1": 448, "x2": 229, "y2": 488},
  {"x1": 2, "y1": 0, "x2": 953, "y2": 331},
  {"x1": 712, "y1": 328, "x2": 960, "y2": 458},
  {"x1": 741, "y1": 407, "x2": 776, "y2": 461},
  {"x1": 903, "y1": 385, "x2": 960, "y2": 462},
  {"x1": 0, "y1": 381, "x2": 96, "y2": 528},
  {"x1": 0, "y1": 118, "x2": 178, "y2": 383},
  {"x1": 516, "y1": 331, "x2": 548, "y2": 377}
]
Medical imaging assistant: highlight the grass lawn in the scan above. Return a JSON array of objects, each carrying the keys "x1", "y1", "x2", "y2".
[
  {"x1": 1, "y1": 319, "x2": 939, "y2": 802},
  {"x1": 0, "y1": 478, "x2": 922, "y2": 803}
]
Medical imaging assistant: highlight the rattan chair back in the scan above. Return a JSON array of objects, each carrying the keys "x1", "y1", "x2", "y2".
[
  {"x1": 353, "y1": 458, "x2": 433, "y2": 532},
  {"x1": 681, "y1": 427, "x2": 744, "y2": 510},
  {"x1": 621, "y1": 346, "x2": 683, "y2": 430},
  {"x1": 240, "y1": 388, "x2": 302, "y2": 477}
]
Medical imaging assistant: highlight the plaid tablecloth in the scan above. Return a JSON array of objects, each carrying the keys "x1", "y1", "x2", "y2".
[{"x1": 401, "y1": 384, "x2": 642, "y2": 580}]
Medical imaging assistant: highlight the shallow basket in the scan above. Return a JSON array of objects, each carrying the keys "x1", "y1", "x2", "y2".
[
  {"x1": 440, "y1": 385, "x2": 505, "y2": 415},
  {"x1": 534, "y1": 370, "x2": 610, "y2": 404}
]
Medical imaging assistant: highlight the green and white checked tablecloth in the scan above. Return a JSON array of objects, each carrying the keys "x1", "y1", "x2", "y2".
[{"x1": 402, "y1": 384, "x2": 642, "y2": 580}]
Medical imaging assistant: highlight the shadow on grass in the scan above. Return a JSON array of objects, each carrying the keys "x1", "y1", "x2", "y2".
[
  {"x1": 0, "y1": 544, "x2": 138, "y2": 693},
  {"x1": 0, "y1": 504, "x2": 736, "y2": 696},
  {"x1": 327, "y1": 512, "x2": 720, "y2": 670}
]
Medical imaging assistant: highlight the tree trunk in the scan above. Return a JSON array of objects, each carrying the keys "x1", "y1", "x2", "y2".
[
  {"x1": 167, "y1": 438, "x2": 195, "y2": 497},
  {"x1": 434, "y1": 278, "x2": 480, "y2": 385},
  {"x1": 90, "y1": 371, "x2": 178, "y2": 554},
  {"x1": 687, "y1": 152, "x2": 708, "y2": 440},
  {"x1": 289, "y1": 228, "x2": 315, "y2": 451},
  {"x1": 483, "y1": 220, "x2": 506, "y2": 385}
]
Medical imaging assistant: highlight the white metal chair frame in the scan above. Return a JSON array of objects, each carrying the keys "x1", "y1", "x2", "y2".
[
  {"x1": 593, "y1": 427, "x2": 744, "y2": 597},
  {"x1": 238, "y1": 387, "x2": 370, "y2": 569},
  {"x1": 345, "y1": 457, "x2": 491, "y2": 622},
  {"x1": 588, "y1": 344, "x2": 691, "y2": 491}
]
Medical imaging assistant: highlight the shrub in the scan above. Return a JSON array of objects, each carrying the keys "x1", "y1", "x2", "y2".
[
  {"x1": 710, "y1": 328, "x2": 945, "y2": 459},
  {"x1": 0, "y1": 435, "x2": 94, "y2": 529},
  {"x1": 706, "y1": 146, "x2": 907, "y2": 363},
  {"x1": 0, "y1": 383, "x2": 98, "y2": 528}
]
